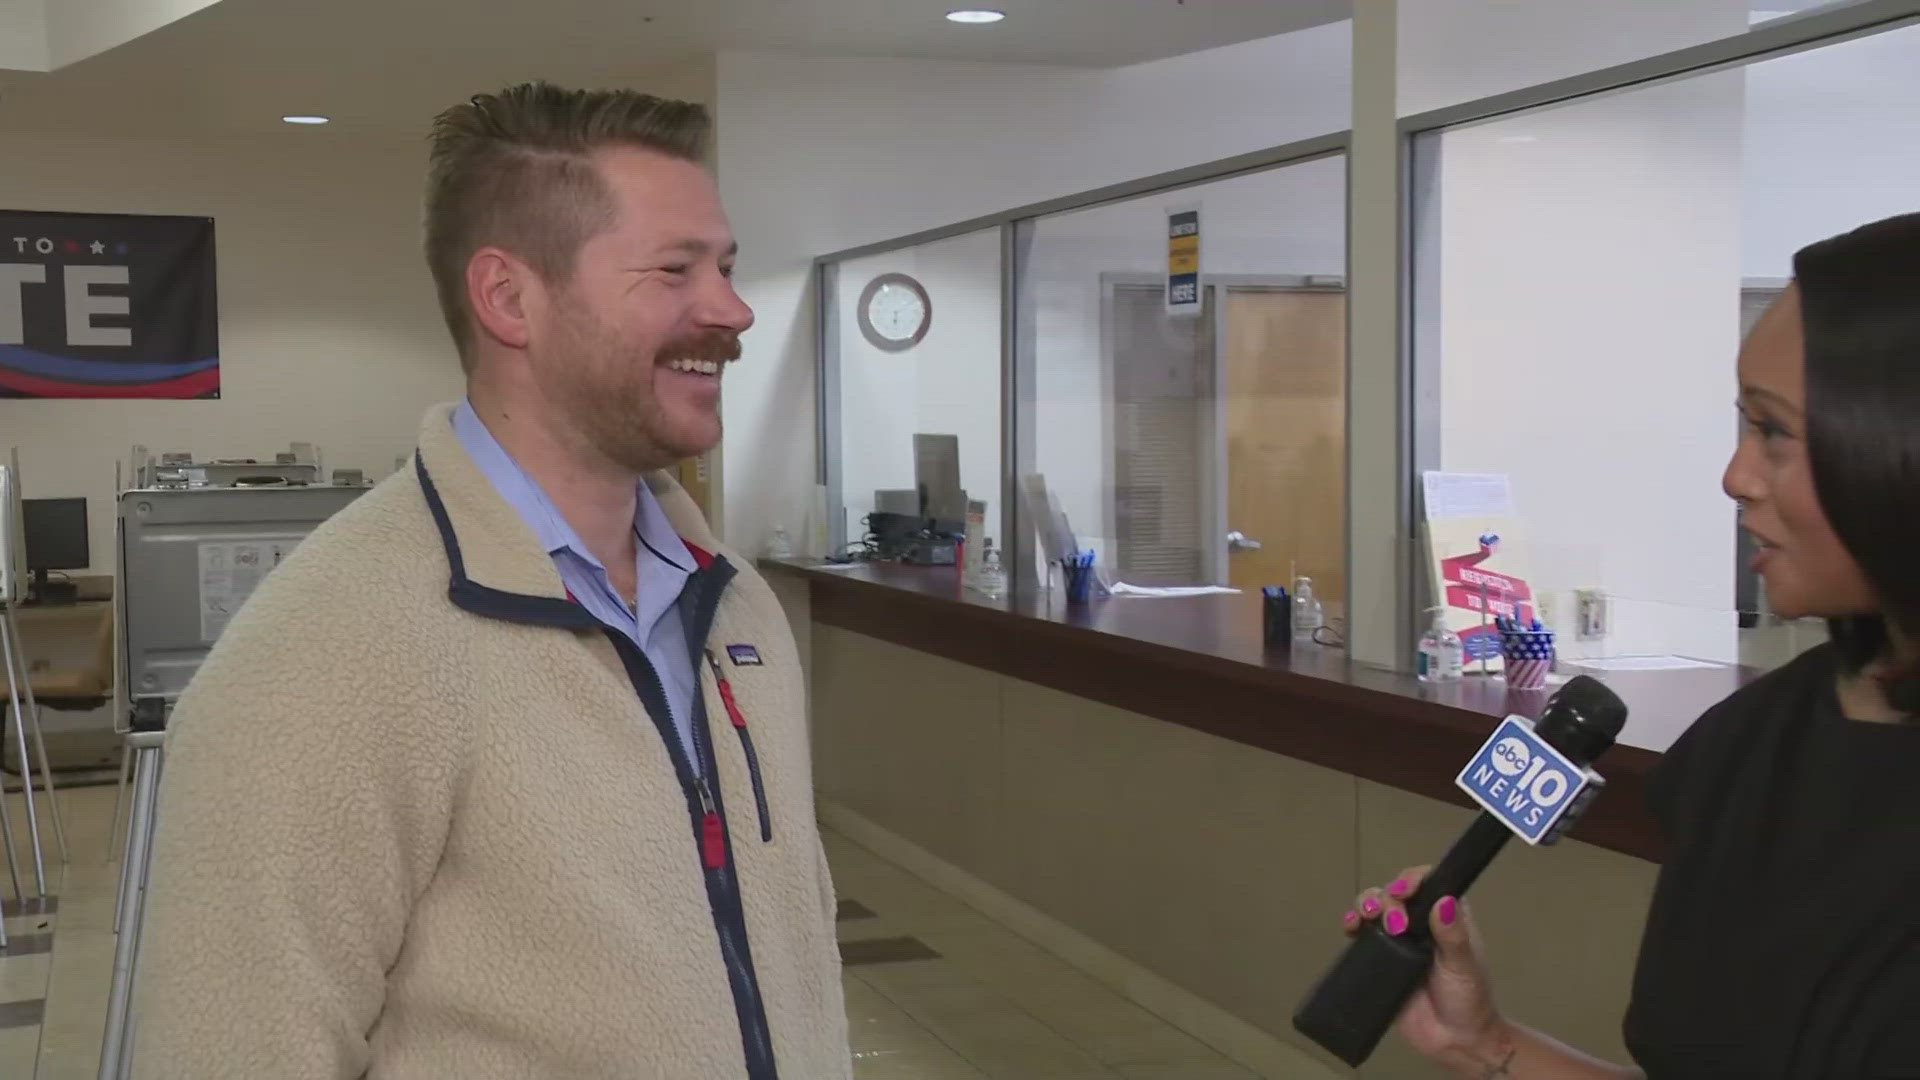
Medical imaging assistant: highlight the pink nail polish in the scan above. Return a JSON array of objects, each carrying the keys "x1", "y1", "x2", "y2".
[
  {"x1": 1361, "y1": 897, "x2": 1381, "y2": 916},
  {"x1": 1343, "y1": 910, "x2": 1359, "y2": 927},
  {"x1": 1389, "y1": 878, "x2": 1409, "y2": 897},
  {"x1": 1438, "y1": 897, "x2": 1458, "y2": 926},
  {"x1": 1385, "y1": 909, "x2": 1408, "y2": 936}
]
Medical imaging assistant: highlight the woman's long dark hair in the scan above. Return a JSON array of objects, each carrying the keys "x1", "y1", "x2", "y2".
[{"x1": 1793, "y1": 212, "x2": 1920, "y2": 715}]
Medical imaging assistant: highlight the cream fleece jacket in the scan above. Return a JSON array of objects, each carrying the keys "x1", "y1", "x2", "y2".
[{"x1": 131, "y1": 403, "x2": 850, "y2": 1079}]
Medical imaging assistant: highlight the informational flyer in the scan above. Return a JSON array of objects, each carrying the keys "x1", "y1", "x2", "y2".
[
  {"x1": 1422, "y1": 472, "x2": 1536, "y2": 668},
  {"x1": 198, "y1": 539, "x2": 298, "y2": 643}
]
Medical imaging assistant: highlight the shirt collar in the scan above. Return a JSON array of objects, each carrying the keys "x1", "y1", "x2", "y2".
[{"x1": 451, "y1": 400, "x2": 689, "y2": 575}]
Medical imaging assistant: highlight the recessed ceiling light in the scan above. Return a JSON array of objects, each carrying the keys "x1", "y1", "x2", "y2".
[
  {"x1": 281, "y1": 115, "x2": 330, "y2": 125},
  {"x1": 946, "y1": 9, "x2": 1006, "y2": 24}
]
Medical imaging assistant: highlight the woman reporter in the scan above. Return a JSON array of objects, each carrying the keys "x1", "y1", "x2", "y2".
[{"x1": 1348, "y1": 211, "x2": 1920, "y2": 1078}]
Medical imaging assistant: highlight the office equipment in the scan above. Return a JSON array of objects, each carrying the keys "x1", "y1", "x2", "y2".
[
  {"x1": 119, "y1": 482, "x2": 367, "y2": 712},
  {"x1": 102, "y1": 464, "x2": 370, "y2": 1079},
  {"x1": 123, "y1": 441, "x2": 325, "y2": 490},
  {"x1": 912, "y1": 434, "x2": 965, "y2": 534},
  {"x1": 904, "y1": 537, "x2": 959, "y2": 566},
  {"x1": 866, "y1": 511, "x2": 920, "y2": 558},
  {"x1": 874, "y1": 489, "x2": 919, "y2": 516},
  {"x1": 23, "y1": 497, "x2": 89, "y2": 602}
]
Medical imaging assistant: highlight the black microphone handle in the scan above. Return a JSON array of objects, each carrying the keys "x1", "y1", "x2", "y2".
[
  {"x1": 1400, "y1": 813, "x2": 1515, "y2": 941},
  {"x1": 1290, "y1": 813, "x2": 1514, "y2": 1067}
]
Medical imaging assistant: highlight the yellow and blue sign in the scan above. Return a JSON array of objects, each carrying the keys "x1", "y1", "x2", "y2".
[{"x1": 1166, "y1": 209, "x2": 1200, "y2": 315}]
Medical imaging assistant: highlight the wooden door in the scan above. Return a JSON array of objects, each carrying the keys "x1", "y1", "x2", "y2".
[{"x1": 1223, "y1": 289, "x2": 1346, "y2": 597}]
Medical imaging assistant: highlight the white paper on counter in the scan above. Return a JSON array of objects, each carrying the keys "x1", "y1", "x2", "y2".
[
  {"x1": 1108, "y1": 583, "x2": 1242, "y2": 598},
  {"x1": 1567, "y1": 655, "x2": 1723, "y2": 672}
]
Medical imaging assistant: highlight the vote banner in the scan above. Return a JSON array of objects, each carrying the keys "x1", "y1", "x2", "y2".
[{"x1": 1, "y1": 210, "x2": 219, "y2": 398}]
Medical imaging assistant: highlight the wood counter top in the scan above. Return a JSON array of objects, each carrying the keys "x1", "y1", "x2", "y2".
[{"x1": 766, "y1": 559, "x2": 1761, "y2": 864}]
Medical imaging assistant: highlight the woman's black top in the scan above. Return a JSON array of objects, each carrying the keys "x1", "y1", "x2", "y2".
[{"x1": 1624, "y1": 644, "x2": 1920, "y2": 1078}]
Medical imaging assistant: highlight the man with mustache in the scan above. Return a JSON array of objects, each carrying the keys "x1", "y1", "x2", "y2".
[{"x1": 131, "y1": 82, "x2": 850, "y2": 1079}]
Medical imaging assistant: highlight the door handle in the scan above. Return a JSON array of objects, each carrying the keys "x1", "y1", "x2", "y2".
[{"x1": 1227, "y1": 530, "x2": 1263, "y2": 552}]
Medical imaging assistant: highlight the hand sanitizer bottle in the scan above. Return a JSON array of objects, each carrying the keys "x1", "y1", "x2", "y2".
[
  {"x1": 977, "y1": 538, "x2": 1007, "y2": 600},
  {"x1": 1418, "y1": 606, "x2": 1464, "y2": 682}
]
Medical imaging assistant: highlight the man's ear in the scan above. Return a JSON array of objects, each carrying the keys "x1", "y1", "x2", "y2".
[{"x1": 467, "y1": 247, "x2": 534, "y2": 350}]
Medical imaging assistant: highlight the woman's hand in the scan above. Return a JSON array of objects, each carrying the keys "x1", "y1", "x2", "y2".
[{"x1": 1345, "y1": 865, "x2": 1508, "y2": 1070}]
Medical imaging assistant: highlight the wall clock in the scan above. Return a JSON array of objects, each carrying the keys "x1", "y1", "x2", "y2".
[{"x1": 856, "y1": 273, "x2": 932, "y2": 352}]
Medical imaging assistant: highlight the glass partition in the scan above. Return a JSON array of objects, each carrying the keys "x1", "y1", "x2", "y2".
[
  {"x1": 822, "y1": 228, "x2": 1003, "y2": 558},
  {"x1": 1410, "y1": 18, "x2": 1919, "y2": 669},
  {"x1": 1016, "y1": 155, "x2": 1349, "y2": 594}
]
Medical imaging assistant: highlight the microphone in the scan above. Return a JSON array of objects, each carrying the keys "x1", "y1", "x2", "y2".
[{"x1": 1292, "y1": 675, "x2": 1628, "y2": 1066}]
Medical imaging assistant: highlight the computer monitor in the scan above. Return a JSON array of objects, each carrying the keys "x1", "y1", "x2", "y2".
[
  {"x1": 912, "y1": 434, "x2": 965, "y2": 534},
  {"x1": 23, "y1": 497, "x2": 89, "y2": 597}
]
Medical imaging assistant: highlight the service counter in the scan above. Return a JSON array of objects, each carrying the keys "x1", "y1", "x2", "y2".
[{"x1": 765, "y1": 559, "x2": 1747, "y2": 1076}]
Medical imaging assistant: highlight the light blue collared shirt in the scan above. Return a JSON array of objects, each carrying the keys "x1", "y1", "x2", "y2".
[{"x1": 453, "y1": 401, "x2": 701, "y2": 773}]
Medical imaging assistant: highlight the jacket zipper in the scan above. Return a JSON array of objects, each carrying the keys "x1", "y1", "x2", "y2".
[
  {"x1": 415, "y1": 461, "x2": 773, "y2": 1072},
  {"x1": 697, "y1": 773, "x2": 726, "y2": 870},
  {"x1": 600, "y1": 557, "x2": 778, "y2": 1079},
  {"x1": 677, "y1": 570, "x2": 777, "y2": 1079},
  {"x1": 707, "y1": 649, "x2": 773, "y2": 844}
]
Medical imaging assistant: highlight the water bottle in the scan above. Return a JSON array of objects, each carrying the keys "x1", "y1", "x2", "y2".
[
  {"x1": 977, "y1": 539, "x2": 1008, "y2": 600},
  {"x1": 1292, "y1": 577, "x2": 1321, "y2": 638},
  {"x1": 766, "y1": 523, "x2": 795, "y2": 559}
]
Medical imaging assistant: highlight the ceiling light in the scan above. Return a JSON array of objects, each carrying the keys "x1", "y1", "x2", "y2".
[
  {"x1": 281, "y1": 115, "x2": 330, "y2": 125},
  {"x1": 946, "y1": 9, "x2": 1006, "y2": 24}
]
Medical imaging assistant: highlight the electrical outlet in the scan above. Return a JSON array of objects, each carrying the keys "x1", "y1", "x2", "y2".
[{"x1": 1575, "y1": 589, "x2": 1608, "y2": 641}]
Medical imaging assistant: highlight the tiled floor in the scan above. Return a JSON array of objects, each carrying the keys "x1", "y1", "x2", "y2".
[
  {"x1": 2, "y1": 784, "x2": 1267, "y2": 1079},
  {"x1": 2, "y1": 781, "x2": 122, "y2": 1080},
  {"x1": 825, "y1": 829, "x2": 1267, "y2": 1080}
]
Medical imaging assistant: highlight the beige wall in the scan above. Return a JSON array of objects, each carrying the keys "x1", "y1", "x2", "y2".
[
  {"x1": 0, "y1": 129, "x2": 464, "y2": 572},
  {"x1": 812, "y1": 624, "x2": 1659, "y2": 1076}
]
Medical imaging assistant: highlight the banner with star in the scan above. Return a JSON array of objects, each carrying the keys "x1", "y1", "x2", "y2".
[{"x1": 0, "y1": 209, "x2": 218, "y2": 398}]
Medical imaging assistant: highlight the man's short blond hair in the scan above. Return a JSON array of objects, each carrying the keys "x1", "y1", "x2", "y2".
[{"x1": 424, "y1": 81, "x2": 711, "y2": 368}]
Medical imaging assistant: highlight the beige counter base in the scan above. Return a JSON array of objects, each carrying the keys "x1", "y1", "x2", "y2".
[{"x1": 811, "y1": 624, "x2": 1660, "y2": 1077}]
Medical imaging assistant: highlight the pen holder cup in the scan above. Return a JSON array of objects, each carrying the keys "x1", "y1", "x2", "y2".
[
  {"x1": 1060, "y1": 559, "x2": 1095, "y2": 605},
  {"x1": 1500, "y1": 630, "x2": 1555, "y2": 691},
  {"x1": 1262, "y1": 589, "x2": 1290, "y2": 648}
]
